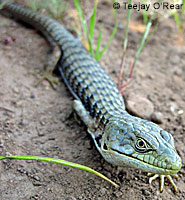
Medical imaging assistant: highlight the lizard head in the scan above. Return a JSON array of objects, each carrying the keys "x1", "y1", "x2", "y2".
[{"x1": 99, "y1": 116, "x2": 182, "y2": 175}]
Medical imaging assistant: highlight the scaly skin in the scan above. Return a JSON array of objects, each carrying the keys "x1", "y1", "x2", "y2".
[{"x1": 0, "y1": 2, "x2": 182, "y2": 192}]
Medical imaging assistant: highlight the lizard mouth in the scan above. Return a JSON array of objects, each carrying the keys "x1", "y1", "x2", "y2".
[{"x1": 102, "y1": 144, "x2": 181, "y2": 174}]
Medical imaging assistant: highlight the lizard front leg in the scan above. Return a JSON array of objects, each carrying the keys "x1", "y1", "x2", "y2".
[{"x1": 72, "y1": 99, "x2": 96, "y2": 132}]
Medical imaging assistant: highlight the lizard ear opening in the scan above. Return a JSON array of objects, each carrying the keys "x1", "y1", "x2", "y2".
[
  {"x1": 103, "y1": 143, "x2": 108, "y2": 150},
  {"x1": 95, "y1": 134, "x2": 102, "y2": 148}
]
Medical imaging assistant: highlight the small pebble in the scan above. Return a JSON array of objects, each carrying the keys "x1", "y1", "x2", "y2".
[
  {"x1": 65, "y1": 188, "x2": 74, "y2": 195},
  {"x1": 12, "y1": 87, "x2": 19, "y2": 94},
  {"x1": 30, "y1": 93, "x2": 36, "y2": 99},
  {"x1": 169, "y1": 102, "x2": 178, "y2": 114},
  {"x1": 38, "y1": 131, "x2": 45, "y2": 136},
  {"x1": 103, "y1": 164, "x2": 113, "y2": 172},
  {"x1": 5, "y1": 152, "x2": 12, "y2": 156},
  {"x1": 4, "y1": 37, "x2": 15, "y2": 44},
  {"x1": 40, "y1": 121, "x2": 46, "y2": 125},
  {"x1": 126, "y1": 94, "x2": 154, "y2": 119},
  {"x1": 26, "y1": 160, "x2": 33, "y2": 163},
  {"x1": 19, "y1": 119, "x2": 28, "y2": 126},
  {"x1": 173, "y1": 68, "x2": 183, "y2": 76},
  {"x1": 33, "y1": 175, "x2": 40, "y2": 181},
  {"x1": 0, "y1": 140, "x2": 4, "y2": 148},
  {"x1": 114, "y1": 191, "x2": 122, "y2": 198},
  {"x1": 15, "y1": 100, "x2": 23, "y2": 107},
  {"x1": 84, "y1": 140, "x2": 91, "y2": 149},
  {"x1": 65, "y1": 197, "x2": 77, "y2": 200},
  {"x1": 178, "y1": 109, "x2": 184, "y2": 115},
  {"x1": 151, "y1": 112, "x2": 163, "y2": 124},
  {"x1": 47, "y1": 188, "x2": 53, "y2": 192},
  {"x1": 100, "y1": 188, "x2": 107, "y2": 195},
  {"x1": 148, "y1": 74, "x2": 155, "y2": 79},
  {"x1": 142, "y1": 189, "x2": 150, "y2": 196}
]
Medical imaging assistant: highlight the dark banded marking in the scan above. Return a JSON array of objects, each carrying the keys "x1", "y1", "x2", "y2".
[
  {"x1": 66, "y1": 66, "x2": 97, "y2": 84},
  {"x1": 62, "y1": 52, "x2": 90, "y2": 68},
  {"x1": 58, "y1": 39, "x2": 75, "y2": 48},
  {"x1": 64, "y1": 65, "x2": 90, "y2": 82},
  {"x1": 69, "y1": 72, "x2": 114, "y2": 90},
  {"x1": 89, "y1": 101, "x2": 97, "y2": 117},
  {"x1": 79, "y1": 85, "x2": 88, "y2": 100},
  {"x1": 46, "y1": 22, "x2": 59, "y2": 33},
  {"x1": 63, "y1": 51, "x2": 95, "y2": 64},
  {"x1": 61, "y1": 40, "x2": 83, "y2": 50},
  {"x1": 69, "y1": 71, "x2": 108, "y2": 91},
  {"x1": 65, "y1": 66, "x2": 111, "y2": 85},
  {"x1": 41, "y1": 17, "x2": 54, "y2": 28},
  {"x1": 73, "y1": 77, "x2": 89, "y2": 96},
  {"x1": 48, "y1": 29, "x2": 66, "y2": 40},
  {"x1": 51, "y1": 30, "x2": 70, "y2": 40}
]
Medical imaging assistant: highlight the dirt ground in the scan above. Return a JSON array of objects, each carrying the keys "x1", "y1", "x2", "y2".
[{"x1": 0, "y1": 1, "x2": 185, "y2": 200}]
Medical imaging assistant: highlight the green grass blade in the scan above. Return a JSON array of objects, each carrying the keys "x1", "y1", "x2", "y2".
[
  {"x1": 73, "y1": 0, "x2": 118, "y2": 60},
  {"x1": 142, "y1": 9, "x2": 148, "y2": 24},
  {"x1": 141, "y1": 0, "x2": 148, "y2": 24},
  {"x1": 30, "y1": 0, "x2": 38, "y2": 11},
  {"x1": 123, "y1": 0, "x2": 132, "y2": 52},
  {"x1": 88, "y1": 0, "x2": 98, "y2": 55},
  {"x1": 48, "y1": 0, "x2": 66, "y2": 19},
  {"x1": 182, "y1": 0, "x2": 185, "y2": 13},
  {"x1": 112, "y1": 0, "x2": 117, "y2": 18},
  {"x1": 88, "y1": 1, "x2": 98, "y2": 56},
  {"x1": 97, "y1": 21, "x2": 118, "y2": 61},
  {"x1": 73, "y1": 0, "x2": 95, "y2": 54},
  {"x1": 89, "y1": 0, "x2": 98, "y2": 42},
  {"x1": 144, "y1": 23, "x2": 158, "y2": 48},
  {"x1": 96, "y1": 24, "x2": 103, "y2": 59},
  {"x1": 0, "y1": 155, "x2": 119, "y2": 188},
  {"x1": 133, "y1": 15, "x2": 153, "y2": 68},
  {"x1": 73, "y1": 0, "x2": 88, "y2": 39},
  {"x1": 173, "y1": 12, "x2": 182, "y2": 33},
  {"x1": 117, "y1": 0, "x2": 132, "y2": 86}
]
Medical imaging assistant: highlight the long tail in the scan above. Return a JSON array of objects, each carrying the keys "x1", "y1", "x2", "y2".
[{"x1": 0, "y1": 2, "x2": 75, "y2": 46}]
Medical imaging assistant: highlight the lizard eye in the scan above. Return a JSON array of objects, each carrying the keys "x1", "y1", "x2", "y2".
[{"x1": 135, "y1": 138, "x2": 148, "y2": 152}]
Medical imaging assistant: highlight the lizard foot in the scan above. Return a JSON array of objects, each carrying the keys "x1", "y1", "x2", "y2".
[
  {"x1": 34, "y1": 69, "x2": 59, "y2": 90},
  {"x1": 148, "y1": 173, "x2": 179, "y2": 192},
  {"x1": 33, "y1": 47, "x2": 61, "y2": 90}
]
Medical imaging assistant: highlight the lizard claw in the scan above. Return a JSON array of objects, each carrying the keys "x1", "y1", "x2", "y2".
[{"x1": 148, "y1": 173, "x2": 179, "y2": 193}]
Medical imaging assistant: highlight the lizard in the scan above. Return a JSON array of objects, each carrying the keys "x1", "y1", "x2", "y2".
[{"x1": 0, "y1": 1, "x2": 182, "y2": 192}]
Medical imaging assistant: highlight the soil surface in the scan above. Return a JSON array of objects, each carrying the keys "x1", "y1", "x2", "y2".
[{"x1": 0, "y1": 1, "x2": 185, "y2": 200}]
